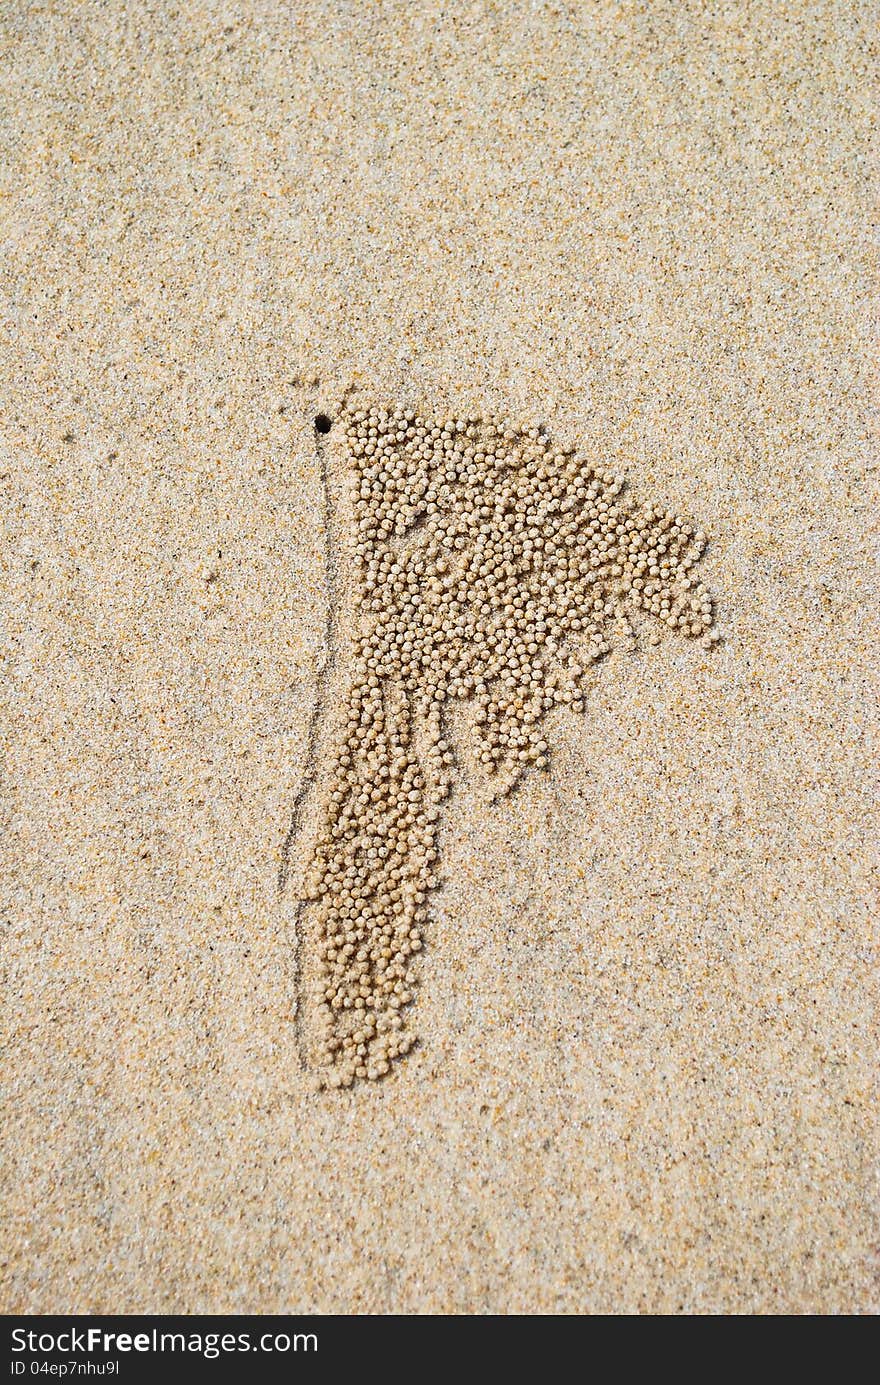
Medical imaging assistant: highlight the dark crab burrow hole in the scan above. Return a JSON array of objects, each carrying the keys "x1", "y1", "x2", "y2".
[{"x1": 315, "y1": 414, "x2": 332, "y2": 434}]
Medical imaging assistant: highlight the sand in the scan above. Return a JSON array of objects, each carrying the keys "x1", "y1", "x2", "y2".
[{"x1": 1, "y1": 0, "x2": 877, "y2": 1314}]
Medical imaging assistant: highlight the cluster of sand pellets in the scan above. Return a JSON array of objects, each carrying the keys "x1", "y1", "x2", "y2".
[{"x1": 301, "y1": 404, "x2": 718, "y2": 1087}]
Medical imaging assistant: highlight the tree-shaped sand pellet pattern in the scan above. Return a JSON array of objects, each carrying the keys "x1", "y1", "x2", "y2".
[{"x1": 302, "y1": 405, "x2": 718, "y2": 1087}]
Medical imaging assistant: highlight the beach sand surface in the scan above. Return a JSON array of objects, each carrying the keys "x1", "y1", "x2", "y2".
[{"x1": 1, "y1": 1, "x2": 877, "y2": 1313}]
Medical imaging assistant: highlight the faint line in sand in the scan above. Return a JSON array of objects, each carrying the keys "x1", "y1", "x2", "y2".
[{"x1": 278, "y1": 418, "x2": 339, "y2": 895}]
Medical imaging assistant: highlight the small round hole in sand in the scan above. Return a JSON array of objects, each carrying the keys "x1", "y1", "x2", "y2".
[{"x1": 315, "y1": 414, "x2": 332, "y2": 434}]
